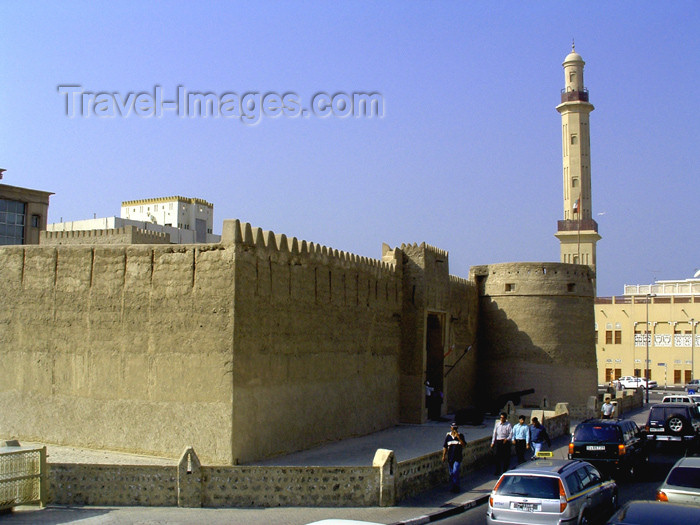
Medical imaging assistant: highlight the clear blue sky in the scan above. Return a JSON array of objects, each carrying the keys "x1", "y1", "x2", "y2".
[{"x1": 1, "y1": 1, "x2": 698, "y2": 297}]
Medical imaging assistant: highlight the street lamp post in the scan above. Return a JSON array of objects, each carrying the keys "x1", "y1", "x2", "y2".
[
  {"x1": 645, "y1": 293, "x2": 656, "y2": 404},
  {"x1": 692, "y1": 318, "x2": 695, "y2": 383}
]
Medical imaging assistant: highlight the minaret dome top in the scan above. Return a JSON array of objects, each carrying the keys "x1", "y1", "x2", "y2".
[{"x1": 563, "y1": 41, "x2": 584, "y2": 65}]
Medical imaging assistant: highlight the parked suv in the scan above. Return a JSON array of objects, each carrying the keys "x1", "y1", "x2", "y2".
[
  {"x1": 685, "y1": 379, "x2": 700, "y2": 393},
  {"x1": 662, "y1": 394, "x2": 694, "y2": 404},
  {"x1": 486, "y1": 459, "x2": 618, "y2": 525},
  {"x1": 644, "y1": 402, "x2": 700, "y2": 451},
  {"x1": 568, "y1": 419, "x2": 646, "y2": 479}
]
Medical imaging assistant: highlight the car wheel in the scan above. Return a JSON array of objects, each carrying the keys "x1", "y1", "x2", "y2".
[
  {"x1": 579, "y1": 511, "x2": 591, "y2": 525},
  {"x1": 665, "y1": 415, "x2": 688, "y2": 435}
]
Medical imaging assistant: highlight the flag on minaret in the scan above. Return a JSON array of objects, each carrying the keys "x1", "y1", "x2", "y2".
[{"x1": 573, "y1": 198, "x2": 580, "y2": 214}]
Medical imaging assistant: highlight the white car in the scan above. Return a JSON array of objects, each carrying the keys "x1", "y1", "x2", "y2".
[
  {"x1": 617, "y1": 376, "x2": 658, "y2": 389},
  {"x1": 662, "y1": 395, "x2": 694, "y2": 404}
]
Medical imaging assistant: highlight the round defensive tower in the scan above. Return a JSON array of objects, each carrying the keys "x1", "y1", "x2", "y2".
[{"x1": 470, "y1": 262, "x2": 597, "y2": 415}]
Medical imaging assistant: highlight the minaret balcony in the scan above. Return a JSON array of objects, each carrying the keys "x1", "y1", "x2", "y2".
[
  {"x1": 560, "y1": 89, "x2": 589, "y2": 103},
  {"x1": 557, "y1": 218, "x2": 598, "y2": 232}
]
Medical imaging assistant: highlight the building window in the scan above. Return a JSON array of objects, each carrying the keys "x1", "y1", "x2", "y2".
[
  {"x1": 614, "y1": 331, "x2": 622, "y2": 344},
  {"x1": 571, "y1": 134, "x2": 578, "y2": 145},
  {"x1": 31, "y1": 214, "x2": 40, "y2": 228},
  {"x1": 567, "y1": 283, "x2": 576, "y2": 292},
  {"x1": 595, "y1": 331, "x2": 598, "y2": 344},
  {"x1": 0, "y1": 198, "x2": 26, "y2": 245},
  {"x1": 605, "y1": 330, "x2": 613, "y2": 344},
  {"x1": 505, "y1": 283, "x2": 515, "y2": 292}
]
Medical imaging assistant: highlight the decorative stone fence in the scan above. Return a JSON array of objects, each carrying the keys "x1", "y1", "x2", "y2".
[{"x1": 0, "y1": 443, "x2": 46, "y2": 510}]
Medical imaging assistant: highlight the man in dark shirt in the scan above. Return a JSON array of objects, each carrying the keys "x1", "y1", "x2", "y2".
[{"x1": 442, "y1": 422, "x2": 466, "y2": 493}]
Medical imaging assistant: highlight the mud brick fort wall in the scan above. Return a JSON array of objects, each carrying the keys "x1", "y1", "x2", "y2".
[
  {"x1": 0, "y1": 219, "x2": 595, "y2": 465},
  {"x1": 471, "y1": 262, "x2": 598, "y2": 411},
  {"x1": 0, "y1": 243, "x2": 236, "y2": 463}
]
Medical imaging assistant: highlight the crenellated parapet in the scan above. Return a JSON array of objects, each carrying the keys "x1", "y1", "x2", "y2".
[
  {"x1": 449, "y1": 274, "x2": 470, "y2": 287},
  {"x1": 222, "y1": 219, "x2": 397, "y2": 277},
  {"x1": 399, "y1": 242, "x2": 448, "y2": 260},
  {"x1": 40, "y1": 225, "x2": 170, "y2": 245}
]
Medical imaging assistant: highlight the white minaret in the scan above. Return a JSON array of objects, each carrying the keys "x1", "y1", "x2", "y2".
[{"x1": 555, "y1": 43, "x2": 601, "y2": 280}]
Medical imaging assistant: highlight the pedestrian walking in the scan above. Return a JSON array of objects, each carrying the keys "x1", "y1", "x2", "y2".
[
  {"x1": 442, "y1": 422, "x2": 466, "y2": 493},
  {"x1": 491, "y1": 412, "x2": 513, "y2": 475},
  {"x1": 512, "y1": 415, "x2": 530, "y2": 464},
  {"x1": 601, "y1": 398, "x2": 615, "y2": 419},
  {"x1": 529, "y1": 416, "x2": 551, "y2": 458}
]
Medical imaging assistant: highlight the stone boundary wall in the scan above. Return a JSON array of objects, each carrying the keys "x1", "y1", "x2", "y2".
[
  {"x1": 396, "y1": 436, "x2": 491, "y2": 501},
  {"x1": 201, "y1": 465, "x2": 379, "y2": 507},
  {"x1": 44, "y1": 438, "x2": 498, "y2": 508},
  {"x1": 40, "y1": 225, "x2": 171, "y2": 245},
  {"x1": 43, "y1": 412, "x2": 569, "y2": 508},
  {"x1": 47, "y1": 463, "x2": 379, "y2": 507},
  {"x1": 48, "y1": 464, "x2": 178, "y2": 506}
]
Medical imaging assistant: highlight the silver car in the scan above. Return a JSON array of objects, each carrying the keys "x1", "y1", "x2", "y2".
[
  {"x1": 487, "y1": 459, "x2": 617, "y2": 525},
  {"x1": 656, "y1": 456, "x2": 700, "y2": 506}
]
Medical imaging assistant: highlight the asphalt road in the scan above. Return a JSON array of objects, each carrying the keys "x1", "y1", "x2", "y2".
[{"x1": 438, "y1": 391, "x2": 696, "y2": 524}]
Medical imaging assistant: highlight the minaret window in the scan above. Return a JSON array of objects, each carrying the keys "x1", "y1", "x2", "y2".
[
  {"x1": 570, "y1": 135, "x2": 578, "y2": 145},
  {"x1": 569, "y1": 72, "x2": 576, "y2": 83}
]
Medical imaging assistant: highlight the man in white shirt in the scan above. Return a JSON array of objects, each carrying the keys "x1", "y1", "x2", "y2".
[
  {"x1": 601, "y1": 399, "x2": 615, "y2": 419},
  {"x1": 490, "y1": 412, "x2": 513, "y2": 475}
]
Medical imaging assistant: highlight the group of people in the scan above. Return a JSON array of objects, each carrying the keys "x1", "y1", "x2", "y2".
[
  {"x1": 490, "y1": 412, "x2": 551, "y2": 475},
  {"x1": 441, "y1": 412, "x2": 551, "y2": 493}
]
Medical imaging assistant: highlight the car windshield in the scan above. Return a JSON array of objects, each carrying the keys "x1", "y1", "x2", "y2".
[
  {"x1": 666, "y1": 467, "x2": 700, "y2": 489},
  {"x1": 497, "y1": 475, "x2": 560, "y2": 499},
  {"x1": 574, "y1": 425, "x2": 620, "y2": 442}
]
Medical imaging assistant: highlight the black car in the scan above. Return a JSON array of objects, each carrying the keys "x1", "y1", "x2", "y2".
[
  {"x1": 568, "y1": 418, "x2": 646, "y2": 479},
  {"x1": 607, "y1": 500, "x2": 700, "y2": 524},
  {"x1": 643, "y1": 403, "x2": 700, "y2": 451}
]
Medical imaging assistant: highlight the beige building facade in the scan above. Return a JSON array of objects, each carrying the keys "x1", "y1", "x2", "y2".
[{"x1": 595, "y1": 275, "x2": 700, "y2": 387}]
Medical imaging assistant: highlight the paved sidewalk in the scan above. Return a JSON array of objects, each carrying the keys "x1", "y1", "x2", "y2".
[{"x1": 1, "y1": 413, "x2": 585, "y2": 525}]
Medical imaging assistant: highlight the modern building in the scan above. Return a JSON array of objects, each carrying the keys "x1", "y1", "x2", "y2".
[
  {"x1": 0, "y1": 170, "x2": 53, "y2": 245},
  {"x1": 48, "y1": 196, "x2": 221, "y2": 244},
  {"x1": 595, "y1": 272, "x2": 700, "y2": 387},
  {"x1": 121, "y1": 196, "x2": 215, "y2": 243},
  {"x1": 554, "y1": 44, "x2": 601, "y2": 276}
]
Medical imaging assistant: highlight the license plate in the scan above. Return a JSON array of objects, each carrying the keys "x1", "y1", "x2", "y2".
[
  {"x1": 512, "y1": 502, "x2": 539, "y2": 512},
  {"x1": 586, "y1": 445, "x2": 605, "y2": 451},
  {"x1": 656, "y1": 436, "x2": 681, "y2": 441},
  {"x1": 649, "y1": 428, "x2": 664, "y2": 432}
]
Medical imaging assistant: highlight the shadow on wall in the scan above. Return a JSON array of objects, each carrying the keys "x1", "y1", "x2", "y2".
[{"x1": 475, "y1": 298, "x2": 548, "y2": 414}]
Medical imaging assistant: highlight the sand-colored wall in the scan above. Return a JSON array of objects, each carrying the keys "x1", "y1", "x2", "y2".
[
  {"x1": 471, "y1": 262, "x2": 597, "y2": 411},
  {"x1": 0, "y1": 244, "x2": 235, "y2": 464},
  {"x1": 223, "y1": 220, "x2": 403, "y2": 463}
]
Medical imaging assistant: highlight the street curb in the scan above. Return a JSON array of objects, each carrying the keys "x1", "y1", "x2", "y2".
[{"x1": 390, "y1": 494, "x2": 490, "y2": 525}]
